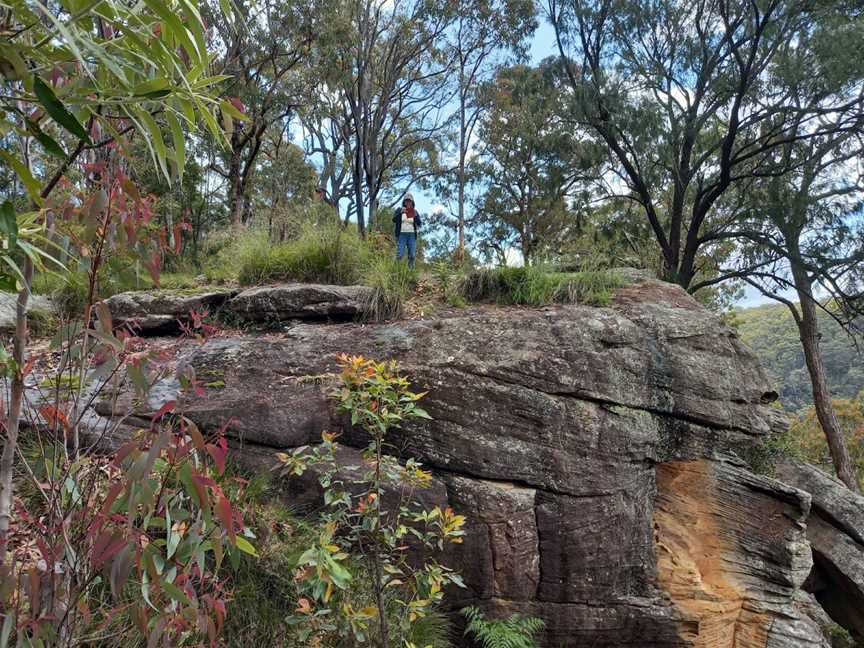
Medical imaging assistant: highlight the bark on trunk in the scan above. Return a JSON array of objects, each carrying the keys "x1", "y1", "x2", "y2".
[
  {"x1": 793, "y1": 268, "x2": 861, "y2": 492},
  {"x1": 457, "y1": 98, "x2": 467, "y2": 262},
  {"x1": 228, "y1": 151, "x2": 245, "y2": 228},
  {"x1": 353, "y1": 144, "x2": 365, "y2": 237},
  {"x1": 0, "y1": 256, "x2": 34, "y2": 561}
]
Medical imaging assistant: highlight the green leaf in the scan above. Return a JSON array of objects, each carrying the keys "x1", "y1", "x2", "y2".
[
  {"x1": 142, "y1": 0, "x2": 202, "y2": 64},
  {"x1": 132, "y1": 77, "x2": 172, "y2": 98},
  {"x1": 0, "y1": 201, "x2": 18, "y2": 248},
  {"x1": 0, "y1": 609, "x2": 14, "y2": 648},
  {"x1": 194, "y1": 97, "x2": 227, "y2": 146},
  {"x1": 0, "y1": 43, "x2": 27, "y2": 81},
  {"x1": 1, "y1": 254, "x2": 26, "y2": 289},
  {"x1": 219, "y1": 98, "x2": 247, "y2": 121},
  {"x1": 160, "y1": 579, "x2": 192, "y2": 606},
  {"x1": 234, "y1": 536, "x2": 257, "y2": 556},
  {"x1": 0, "y1": 149, "x2": 42, "y2": 204},
  {"x1": 166, "y1": 111, "x2": 185, "y2": 181},
  {"x1": 411, "y1": 407, "x2": 432, "y2": 419},
  {"x1": 137, "y1": 109, "x2": 170, "y2": 183},
  {"x1": 0, "y1": 273, "x2": 17, "y2": 292},
  {"x1": 32, "y1": 76, "x2": 90, "y2": 143},
  {"x1": 25, "y1": 118, "x2": 66, "y2": 158},
  {"x1": 218, "y1": 0, "x2": 234, "y2": 25}
]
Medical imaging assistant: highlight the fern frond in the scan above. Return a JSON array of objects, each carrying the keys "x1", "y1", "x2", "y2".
[{"x1": 461, "y1": 606, "x2": 545, "y2": 648}]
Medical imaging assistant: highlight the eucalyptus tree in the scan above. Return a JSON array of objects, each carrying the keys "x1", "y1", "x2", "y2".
[
  {"x1": 721, "y1": 121, "x2": 864, "y2": 491},
  {"x1": 442, "y1": 0, "x2": 536, "y2": 259},
  {"x1": 332, "y1": 0, "x2": 454, "y2": 236},
  {"x1": 548, "y1": 0, "x2": 864, "y2": 289},
  {"x1": 473, "y1": 63, "x2": 598, "y2": 264},
  {"x1": 298, "y1": 88, "x2": 355, "y2": 215},
  {"x1": 205, "y1": 0, "x2": 321, "y2": 226}
]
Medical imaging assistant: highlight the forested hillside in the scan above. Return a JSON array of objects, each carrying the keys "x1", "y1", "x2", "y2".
[{"x1": 736, "y1": 303, "x2": 864, "y2": 411}]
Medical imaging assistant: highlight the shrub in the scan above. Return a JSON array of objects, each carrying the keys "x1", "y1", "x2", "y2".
[
  {"x1": 33, "y1": 254, "x2": 158, "y2": 318},
  {"x1": 459, "y1": 266, "x2": 624, "y2": 307},
  {"x1": 237, "y1": 223, "x2": 372, "y2": 286},
  {"x1": 5, "y1": 320, "x2": 249, "y2": 645},
  {"x1": 462, "y1": 606, "x2": 545, "y2": 648},
  {"x1": 277, "y1": 355, "x2": 466, "y2": 647}
]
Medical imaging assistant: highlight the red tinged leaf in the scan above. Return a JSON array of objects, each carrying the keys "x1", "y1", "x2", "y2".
[
  {"x1": 99, "y1": 481, "x2": 125, "y2": 518},
  {"x1": 150, "y1": 399, "x2": 176, "y2": 425},
  {"x1": 228, "y1": 97, "x2": 245, "y2": 115},
  {"x1": 91, "y1": 531, "x2": 127, "y2": 568},
  {"x1": 109, "y1": 543, "x2": 134, "y2": 596},
  {"x1": 205, "y1": 436, "x2": 227, "y2": 476},
  {"x1": 21, "y1": 357, "x2": 35, "y2": 377},
  {"x1": 186, "y1": 420, "x2": 206, "y2": 451},
  {"x1": 39, "y1": 405, "x2": 68, "y2": 429},
  {"x1": 215, "y1": 492, "x2": 235, "y2": 545},
  {"x1": 113, "y1": 439, "x2": 139, "y2": 467},
  {"x1": 187, "y1": 472, "x2": 211, "y2": 511},
  {"x1": 173, "y1": 222, "x2": 183, "y2": 254},
  {"x1": 192, "y1": 473, "x2": 217, "y2": 489}
]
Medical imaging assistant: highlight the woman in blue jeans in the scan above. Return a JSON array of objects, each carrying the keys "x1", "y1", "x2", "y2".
[{"x1": 392, "y1": 193, "x2": 422, "y2": 268}]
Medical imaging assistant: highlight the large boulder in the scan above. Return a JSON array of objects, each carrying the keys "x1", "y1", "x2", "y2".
[
  {"x1": 83, "y1": 279, "x2": 841, "y2": 646},
  {"x1": 226, "y1": 283, "x2": 374, "y2": 324},
  {"x1": 0, "y1": 292, "x2": 56, "y2": 335},
  {"x1": 776, "y1": 461, "x2": 864, "y2": 641},
  {"x1": 101, "y1": 288, "x2": 236, "y2": 334}
]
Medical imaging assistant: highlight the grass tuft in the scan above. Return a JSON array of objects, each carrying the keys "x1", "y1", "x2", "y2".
[
  {"x1": 361, "y1": 256, "x2": 417, "y2": 321},
  {"x1": 237, "y1": 223, "x2": 373, "y2": 286},
  {"x1": 458, "y1": 265, "x2": 624, "y2": 307}
]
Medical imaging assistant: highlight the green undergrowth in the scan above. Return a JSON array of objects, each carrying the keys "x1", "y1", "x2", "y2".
[
  {"x1": 458, "y1": 265, "x2": 625, "y2": 307},
  {"x1": 220, "y1": 463, "x2": 454, "y2": 647},
  {"x1": 216, "y1": 463, "x2": 452, "y2": 648},
  {"x1": 234, "y1": 223, "x2": 381, "y2": 286}
]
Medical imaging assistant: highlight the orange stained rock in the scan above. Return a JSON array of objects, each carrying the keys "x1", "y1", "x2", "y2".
[{"x1": 654, "y1": 460, "x2": 771, "y2": 648}]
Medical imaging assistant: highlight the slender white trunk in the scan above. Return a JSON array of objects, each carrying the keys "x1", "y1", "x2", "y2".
[{"x1": 0, "y1": 257, "x2": 34, "y2": 560}]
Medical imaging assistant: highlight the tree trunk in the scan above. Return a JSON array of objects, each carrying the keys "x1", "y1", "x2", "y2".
[
  {"x1": 456, "y1": 94, "x2": 467, "y2": 262},
  {"x1": 0, "y1": 256, "x2": 34, "y2": 562},
  {"x1": 228, "y1": 150, "x2": 245, "y2": 228},
  {"x1": 793, "y1": 267, "x2": 860, "y2": 492},
  {"x1": 353, "y1": 144, "x2": 365, "y2": 237}
]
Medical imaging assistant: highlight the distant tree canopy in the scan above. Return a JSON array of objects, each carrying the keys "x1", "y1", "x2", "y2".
[{"x1": 735, "y1": 303, "x2": 864, "y2": 412}]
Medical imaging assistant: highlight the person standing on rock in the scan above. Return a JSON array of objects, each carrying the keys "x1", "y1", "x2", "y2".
[{"x1": 393, "y1": 193, "x2": 421, "y2": 269}]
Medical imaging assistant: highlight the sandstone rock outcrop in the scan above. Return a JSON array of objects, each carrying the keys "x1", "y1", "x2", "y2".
[
  {"x1": 101, "y1": 283, "x2": 377, "y2": 335},
  {"x1": 86, "y1": 279, "x2": 851, "y2": 647},
  {"x1": 101, "y1": 288, "x2": 236, "y2": 334},
  {"x1": 226, "y1": 283, "x2": 374, "y2": 323},
  {"x1": 776, "y1": 460, "x2": 864, "y2": 642},
  {"x1": 0, "y1": 292, "x2": 55, "y2": 334}
]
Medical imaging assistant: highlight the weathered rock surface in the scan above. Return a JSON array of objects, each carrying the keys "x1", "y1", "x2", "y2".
[
  {"x1": 0, "y1": 292, "x2": 55, "y2": 334},
  {"x1": 101, "y1": 288, "x2": 235, "y2": 334},
  {"x1": 84, "y1": 279, "x2": 850, "y2": 646},
  {"x1": 226, "y1": 283, "x2": 374, "y2": 323},
  {"x1": 655, "y1": 459, "x2": 821, "y2": 648},
  {"x1": 776, "y1": 461, "x2": 864, "y2": 641}
]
